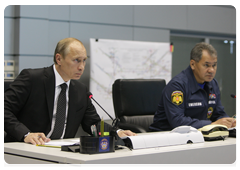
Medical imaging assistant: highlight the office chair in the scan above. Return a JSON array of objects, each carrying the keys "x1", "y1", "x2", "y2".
[{"x1": 112, "y1": 79, "x2": 166, "y2": 133}]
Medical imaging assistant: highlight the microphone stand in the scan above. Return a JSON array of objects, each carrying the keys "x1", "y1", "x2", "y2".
[
  {"x1": 110, "y1": 118, "x2": 120, "y2": 140},
  {"x1": 88, "y1": 93, "x2": 120, "y2": 140}
]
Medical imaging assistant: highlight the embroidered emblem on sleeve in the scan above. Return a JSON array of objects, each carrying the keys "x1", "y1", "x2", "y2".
[{"x1": 171, "y1": 91, "x2": 183, "y2": 105}]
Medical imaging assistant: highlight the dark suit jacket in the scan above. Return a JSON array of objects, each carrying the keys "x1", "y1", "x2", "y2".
[{"x1": 4, "y1": 65, "x2": 103, "y2": 142}]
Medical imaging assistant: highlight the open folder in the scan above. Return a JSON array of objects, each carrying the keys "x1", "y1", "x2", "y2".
[{"x1": 122, "y1": 130, "x2": 204, "y2": 150}]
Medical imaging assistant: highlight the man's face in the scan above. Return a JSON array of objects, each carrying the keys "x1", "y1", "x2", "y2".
[
  {"x1": 56, "y1": 41, "x2": 87, "y2": 82},
  {"x1": 190, "y1": 50, "x2": 217, "y2": 84}
]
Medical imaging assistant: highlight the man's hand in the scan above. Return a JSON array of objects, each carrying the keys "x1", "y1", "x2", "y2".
[
  {"x1": 232, "y1": 119, "x2": 236, "y2": 128},
  {"x1": 211, "y1": 117, "x2": 236, "y2": 128},
  {"x1": 24, "y1": 133, "x2": 51, "y2": 145},
  {"x1": 117, "y1": 130, "x2": 137, "y2": 138}
]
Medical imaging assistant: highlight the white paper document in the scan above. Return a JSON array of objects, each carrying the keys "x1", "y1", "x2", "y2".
[
  {"x1": 122, "y1": 131, "x2": 204, "y2": 150},
  {"x1": 44, "y1": 140, "x2": 79, "y2": 146}
]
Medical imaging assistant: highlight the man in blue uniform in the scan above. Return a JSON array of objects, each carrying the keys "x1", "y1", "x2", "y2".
[{"x1": 149, "y1": 42, "x2": 236, "y2": 131}]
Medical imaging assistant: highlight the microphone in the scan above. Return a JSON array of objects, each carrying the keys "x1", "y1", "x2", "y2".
[
  {"x1": 231, "y1": 94, "x2": 236, "y2": 98},
  {"x1": 87, "y1": 92, "x2": 119, "y2": 138},
  {"x1": 87, "y1": 92, "x2": 114, "y2": 120}
]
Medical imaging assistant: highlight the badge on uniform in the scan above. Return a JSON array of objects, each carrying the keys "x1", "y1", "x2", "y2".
[
  {"x1": 207, "y1": 107, "x2": 213, "y2": 119},
  {"x1": 209, "y1": 94, "x2": 216, "y2": 99},
  {"x1": 171, "y1": 91, "x2": 183, "y2": 105}
]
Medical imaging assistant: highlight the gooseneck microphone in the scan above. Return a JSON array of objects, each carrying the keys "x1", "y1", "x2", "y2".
[
  {"x1": 87, "y1": 92, "x2": 119, "y2": 138},
  {"x1": 231, "y1": 94, "x2": 236, "y2": 98},
  {"x1": 87, "y1": 91, "x2": 114, "y2": 121}
]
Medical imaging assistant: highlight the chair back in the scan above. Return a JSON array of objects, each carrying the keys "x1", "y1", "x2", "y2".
[{"x1": 112, "y1": 79, "x2": 166, "y2": 133}]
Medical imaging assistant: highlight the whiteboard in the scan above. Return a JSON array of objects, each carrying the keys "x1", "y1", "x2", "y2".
[{"x1": 90, "y1": 38, "x2": 172, "y2": 120}]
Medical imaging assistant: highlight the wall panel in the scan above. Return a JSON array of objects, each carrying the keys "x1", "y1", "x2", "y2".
[
  {"x1": 133, "y1": 27, "x2": 170, "y2": 42},
  {"x1": 19, "y1": 56, "x2": 53, "y2": 71},
  {"x1": 4, "y1": 5, "x2": 16, "y2": 17},
  {"x1": 134, "y1": 5, "x2": 187, "y2": 30},
  {"x1": 4, "y1": 18, "x2": 15, "y2": 55},
  {"x1": 19, "y1": 18, "x2": 49, "y2": 55},
  {"x1": 70, "y1": 5, "x2": 133, "y2": 25},
  {"x1": 49, "y1": 5, "x2": 70, "y2": 21},
  {"x1": 48, "y1": 21, "x2": 70, "y2": 55},
  {"x1": 18, "y1": 5, "x2": 49, "y2": 19},
  {"x1": 70, "y1": 22, "x2": 133, "y2": 55},
  {"x1": 187, "y1": 6, "x2": 236, "y2": 34}
]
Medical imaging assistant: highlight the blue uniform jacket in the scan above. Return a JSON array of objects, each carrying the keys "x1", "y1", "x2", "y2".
[{"x1": 149, "y1": 66, "x2": 228, "y2": 131}]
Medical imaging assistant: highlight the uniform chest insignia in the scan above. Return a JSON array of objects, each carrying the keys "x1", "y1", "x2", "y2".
[
  {"x1": 171, "y1": 91, "x2": 183, "y2": 105},
  {"x1": 188, "y1": 102, "x2": 202, "y2": 107},
  {"x1": 209, "y1": 93, "x2": 216, "y2": 99},
  {"x1": 207, "y1": 107, "x2": 213, "y2": 119},
  {"x1": 208, "y1": 100, "x2": 216, "y2": 104}
]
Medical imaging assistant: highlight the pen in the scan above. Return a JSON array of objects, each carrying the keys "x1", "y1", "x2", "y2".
[
  {"x1": 93, "y1": 125, "x2": 98, "y2": 137},
  {"x1": 232, "y1": 114, "x2": 236, "y2": 119},
  {"x1": 91, "y1": 125, "x2": 95, "y2": 136},
  {"x1": 232, "y1": 115, "x2": 238, "y2": 122},
  {"x1": 36, "y1": 145, "x2": 61, "y2": 148},
  {"x1": 100, "y1": 117, "x2": 104, "y2": 137},
  {"x1": 91, "y1": 125, "x2": 98, "y2": 137}
]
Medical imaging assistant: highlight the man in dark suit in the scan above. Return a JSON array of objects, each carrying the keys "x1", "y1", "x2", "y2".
[{"x1": 4, "y1": 37, "x2": 135, "y2": 145}]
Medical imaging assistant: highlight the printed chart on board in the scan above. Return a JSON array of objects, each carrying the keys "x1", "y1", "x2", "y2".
[{"x1": 90, "y1": 38, "x2": 172, "y2": 120}]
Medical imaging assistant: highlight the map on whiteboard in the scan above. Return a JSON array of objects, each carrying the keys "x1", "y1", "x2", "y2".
[{"x1": 90, "y1": 39, "x2": 172, "y2": 119}]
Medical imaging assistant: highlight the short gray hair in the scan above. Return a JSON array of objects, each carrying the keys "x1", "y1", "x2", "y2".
[{"x1": 190, "y1": 42, "x2": 217, "y2": 62}]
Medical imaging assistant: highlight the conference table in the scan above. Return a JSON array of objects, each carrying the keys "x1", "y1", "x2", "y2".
[{"x1": 4, "y1": 132, "x2": 236, "y2": 164}]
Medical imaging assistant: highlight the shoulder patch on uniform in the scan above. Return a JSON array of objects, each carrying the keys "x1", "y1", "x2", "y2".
[{"x1": 171, "y1": 91, "x2": 184, "y2": 105}]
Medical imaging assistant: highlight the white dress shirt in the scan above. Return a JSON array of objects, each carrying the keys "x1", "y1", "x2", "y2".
[{"x1": 47, "y1": 65, "x2": 70, "y2": 139}]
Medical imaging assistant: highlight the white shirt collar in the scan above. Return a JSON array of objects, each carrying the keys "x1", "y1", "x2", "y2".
[{"x1": 53, "y1": 64, "x2": 70, "y2": 88}]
